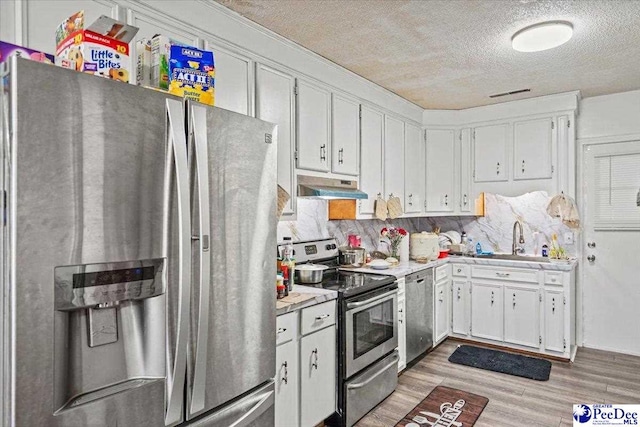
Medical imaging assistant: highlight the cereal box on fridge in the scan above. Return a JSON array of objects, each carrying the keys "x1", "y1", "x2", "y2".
[
  {"x1": 136, "y1": 38, "x2": 151, "y2": 86},
  {"x1": 168, "y1": 45, "x2": 215, "y2": 105},
  {"x1": 0, "y1": 41, "x2": 54, "y2": 64},
  {"x1": 55, "y1": 11, "x2": 139, "y2": 83}
]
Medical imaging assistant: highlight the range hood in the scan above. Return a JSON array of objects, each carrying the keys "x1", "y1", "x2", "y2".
[{"x1": 297, "y1": 175, "x2": 368, "y2": 200}]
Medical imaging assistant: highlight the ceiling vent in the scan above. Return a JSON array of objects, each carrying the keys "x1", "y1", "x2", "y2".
[{"x1": 489, "y1": 88, "x2": 531, "y2": 98}]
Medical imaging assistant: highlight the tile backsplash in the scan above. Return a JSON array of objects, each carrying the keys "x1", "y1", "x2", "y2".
[{"x1": 278, "y1": 191, "x2": 577, "y2": 256}]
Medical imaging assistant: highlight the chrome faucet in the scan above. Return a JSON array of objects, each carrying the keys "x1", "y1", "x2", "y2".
[{"x1": 512, "y1": 220, "x2": 525, "y2": 255}]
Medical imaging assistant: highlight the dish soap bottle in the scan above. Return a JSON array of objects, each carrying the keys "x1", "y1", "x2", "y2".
[{"x1": 475, "y1": 241, "x2": 482, "y2": 255}]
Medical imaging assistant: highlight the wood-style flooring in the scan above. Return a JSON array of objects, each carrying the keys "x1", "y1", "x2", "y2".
[{"x1": 356, "y1": 339, "x2": 640, "y2": 427}]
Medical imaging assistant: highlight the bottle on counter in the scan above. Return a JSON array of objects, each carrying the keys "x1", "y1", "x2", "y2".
[
  {"x1": 542, "y1": 244, "x2": 549, "y2": 257},
  {"x1": 281, "y1": 237, "x2": 295, "y2": 291},
  {"x1": 466, "y1": 238, "x2": 474, "y2": 255},
  {"x1": 276, "y1": 274, "x2": 285, "y2": 299},
  {"x1": 475, "y1": 241, "x2": 482, "y2": 255},
  {"x1": 281, "y1": 265, "x2": 290, "y2": 297},
  {"x1": 461, "y1": 231, "x2": 468, "y2": 245}
]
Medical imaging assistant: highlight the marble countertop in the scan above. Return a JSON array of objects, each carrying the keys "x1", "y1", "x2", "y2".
[
  {"x1": 276, "y1": 284, "x2": 338, "y2": 316},
  {"x1": 342, "y1": 255, "x2": 578, "y2": 277}
]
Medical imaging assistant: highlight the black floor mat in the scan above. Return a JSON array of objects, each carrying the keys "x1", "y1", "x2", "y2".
[{"x1": 448, "y1": 345, "x2": 552, "y2": 381}]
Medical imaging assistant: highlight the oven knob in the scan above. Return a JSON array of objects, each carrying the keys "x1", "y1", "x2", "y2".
[
  {"x1": 325, "y1": 244, "x2": 332, "y2": 250},
  {"x1": 331, "y1": 244, "x2": 337, "y2": 249}
]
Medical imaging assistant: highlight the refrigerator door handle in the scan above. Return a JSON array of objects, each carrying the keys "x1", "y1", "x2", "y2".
[
  {"x1": 165, "y1": 99, "x2": 191, "y2": 427},
  {"x1": 228, "y1": 389, "x2": 274, "y2": 427},
  {"x1": 189, "y1": 104, "x2": 212, "y2": 417}
]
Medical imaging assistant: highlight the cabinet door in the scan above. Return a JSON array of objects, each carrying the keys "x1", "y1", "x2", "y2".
[
  {"x1": 24, "y1": 0, "x2": 119, "y2": 53},
  {"x1": 128, "y1": 7, "x2": 201, "y2": 54},
  {"x1": 459, "y1": 128, "x2": 472, "y2": 213},
  {"x1": 404, "y1": 123, "x2": 425, "y2": 214},
  {"x1": 297, "y1": 79, "x2": 331, "y2": 172},
  {"x1": 544, "y1": 289, "x2": 565, "y2": 353},
  {"x1": 504, "y1": 286, "x2": 540, "y2": 348},
  {"x1": 384, "y1": 116, "x2": 405, "y2": 201},
  {"x1": 470, "y1": 282, "x2": 503, "y2": 341},
  {"x1": 513, "y1": 117, "x2": 553, "y2": 180},
  {"x1": 256, "y1": 64, "x2": 296, "y2": 216},
  {"x1": 452, "y1": 280, "x2": 468, "y2": 336},
  {"x1": 358, "y1": 105, "x2": 384, "y2": 216},
  {"x1": 331, "y1": 94, "x2": 359, "y2": 175},
  {"x1": 434, "y1": 280, "x2": 450, "y2": 344},
  {"x1": 205, "y1": 42, "x2": 252, "y2": 115},
  {"x1": 275, "y1": 340, "x2": 298, "y2": 427},
  {"x1": 473, "y1": 124, "x2": 509, "y2": 182},
  {"x1": 425, "y1": 129, "x2": 455, "y2": 212},
  {"x1": 300, "y1": 327, "x2": 336, "y2": 427},
  {"x1": 398, "y1": 292, "x2": 407, "y2": 372}
]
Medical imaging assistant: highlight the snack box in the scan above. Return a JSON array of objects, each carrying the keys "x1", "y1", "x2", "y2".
[
  {"x1": 167, "y1": 44, "x2": 215, "y2": 105},
  {"x1": 151, "y1": 35, "x2": 172, "y2": 90},
  {"x1": 136, "y1": 38, "x2": 151, "y2": 86},
  {"x1": 0, "y1": 41, "x2": 54, "y2": 64},
  {"x1": 55, "y1": 12, "x2": 139, "y2": 83}
]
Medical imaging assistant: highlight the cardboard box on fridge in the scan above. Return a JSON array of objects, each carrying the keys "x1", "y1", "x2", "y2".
[
  {"x1": 55, "y1": 11, "x2": 139, "y2": 83},
  {"x1": 0, "y1": 41, "x2": 54, "y2": 64}
]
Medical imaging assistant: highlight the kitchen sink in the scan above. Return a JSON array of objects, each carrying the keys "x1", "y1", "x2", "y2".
[{"x1": 475, "y1": 253, "x2": 550, "y2": 263}]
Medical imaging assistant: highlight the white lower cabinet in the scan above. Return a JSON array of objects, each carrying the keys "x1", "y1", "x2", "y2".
[
  {"x1": 300, "y1": 326, "x2": 336, "y2": 427},
  {"x1": 275, "y1": 339, "x2": 298, "y2": 427},
  {"x1": 503, "y1": 285, "x2": 540, "y2": 349},
  {"x1": 544, "y1": 288, "x2": 565, "y2": 353},
  {"x1": 470, "y1": 282, "x2": 504, "y2": 342},
  {"x1": 434, "y1": 279, "x2": 451, "y2": 344},
  {"x1": 451, "y1": 279, "x2": 469, "y2": 336},
  {"x1": 397, "y1": 278, "x2": 406, "y2": 372}
]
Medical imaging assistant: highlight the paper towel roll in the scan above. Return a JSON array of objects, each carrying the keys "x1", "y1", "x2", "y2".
[{"x1": 399, "y1": 237, "x2": 410, "y2": 264}]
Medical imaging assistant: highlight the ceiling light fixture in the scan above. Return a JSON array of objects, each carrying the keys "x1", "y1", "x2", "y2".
[{"x1": 512, "y1": 21, "x2": 573, "y2": 52}]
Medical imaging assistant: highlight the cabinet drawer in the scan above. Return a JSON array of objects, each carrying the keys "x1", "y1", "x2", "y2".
[
  {"x1": 301, "y1": 300, "x2": 336, "y2": 336},
  {"x1": 434, "y1": 264, "x2": 450, "y2": 282},
  {"x1": 452, "y1": 264, "x2": 468, "y2": 277},
  {"x1": 276, "y1": 312, "x2": 297, "y2": 345},
  {"x1": 471, "y1": 266, "x2": 538, "y2": 284},
  {"x1": 544, "y1": 271, "x2": 564, "y2": 286}
]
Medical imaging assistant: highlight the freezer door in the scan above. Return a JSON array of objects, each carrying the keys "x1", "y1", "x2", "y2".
[
  {"x1": 3, "y1": 58, "x2": 184, "y2": 426},
  {"x1": 187, "y1": 103, "x2": 277, "y2": 419}
]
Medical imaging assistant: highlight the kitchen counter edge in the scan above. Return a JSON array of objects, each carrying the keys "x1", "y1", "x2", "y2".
[{"x1": 276, "y1": 285, "x2": 338, "y2": 316}]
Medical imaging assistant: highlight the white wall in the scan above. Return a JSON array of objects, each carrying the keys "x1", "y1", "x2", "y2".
[{"x1": 578, "y1": 90, "x2": 640, "y2": 140}]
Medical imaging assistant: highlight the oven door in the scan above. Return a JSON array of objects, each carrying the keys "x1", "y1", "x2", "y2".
[{"x1": 345, "y1": 287, "x2": 398, "y2": 378}]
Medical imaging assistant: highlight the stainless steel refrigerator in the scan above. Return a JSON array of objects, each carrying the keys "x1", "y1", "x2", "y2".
[{"x1": 0, "y1": 57, "x2": 277, "y2": 426}]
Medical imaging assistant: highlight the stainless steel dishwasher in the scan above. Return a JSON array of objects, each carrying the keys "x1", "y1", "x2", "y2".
[{"x1": 405, "y1": 268, "x2": 434, "y2": 364}]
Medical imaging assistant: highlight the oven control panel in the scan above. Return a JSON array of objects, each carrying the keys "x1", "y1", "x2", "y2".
[{"x1": 54, "y1": 258, "x2": 165, "y2": 311}]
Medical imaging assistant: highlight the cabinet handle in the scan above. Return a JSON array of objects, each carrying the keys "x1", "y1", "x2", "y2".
[
  {"x1": 463, "y1": 194, "x2": 468, "y2": 207},
  {"x1": 320, "y1": 144, "x2": 326, "y2": 162},
  {"x1": 315, "y1": 314, "x2": 331, "y2": 321},
  {"x1": 587, "y1": 242, "x2": 596, "y2": 248},
  {"x1": 312, "y1": 348, "x2": 319, "y2": 370},
  {"x1": 496, "y1": 272, "x2": 510, "y2": 277},
  {"x1": 491, "y1": 291, "x2": 494, "y2": 305},
  {"x1": 444, "y1": 194, "x2": 448, "y2": 206},
  {"x1": 522, "y1": 160, "x2": 525, "y2": 174},
  {"x1": 281, "y1": 361, "x2": 288, "y2": 384},
  {"x1": 552, "y1": 297, "x2": 555, "y2": 314},
  {"x1": 497, "y1": 162, "x2": 500, "y2": 175},
  {"x1": 338, "y1": 148, "x2": 344, "y2": 164},
  {"x1": 457, "y1": 268, "x2": 462, "y2": 273},
  {"x1": 408, "y1": 194, "x2": 413, "y2": 206},
  {"x1": 457, "y1": 288, "x2": 461, "y2": 300},
  {"x1": 276, "y1": 327, "x2": 287, "y2": 335},
  {"x1": 512, "y1": 292, "x2": 516, "y2": 308}
]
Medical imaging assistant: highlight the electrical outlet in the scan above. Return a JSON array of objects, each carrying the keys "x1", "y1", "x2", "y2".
[{"x1": 564, "y1": 232, "x2": 574, "y2": 245}]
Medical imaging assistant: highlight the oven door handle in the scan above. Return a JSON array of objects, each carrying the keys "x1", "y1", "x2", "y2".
[
  {"x1": 346, "y1": 289, "x2": 397, "y2": 309},
  {"x1": 346, "y1": 352, "x2": 399, "y2": 390}
]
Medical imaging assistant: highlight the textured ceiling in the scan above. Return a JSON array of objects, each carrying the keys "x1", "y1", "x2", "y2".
[{"x1": 214, "y1": 0, "x2": 640, "y2": 109}]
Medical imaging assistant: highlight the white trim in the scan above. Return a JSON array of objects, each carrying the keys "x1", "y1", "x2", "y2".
[
  {"x1": 581, "y1": 343, "x2": 640, "y2": 358},
  {"x1": 578, "y1": 132, "x2": 640, "y2": 146}
]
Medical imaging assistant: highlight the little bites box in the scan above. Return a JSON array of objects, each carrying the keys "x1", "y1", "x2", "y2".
[{"x1": 56, "y1": 12, "x2": 139, "y2": 83}]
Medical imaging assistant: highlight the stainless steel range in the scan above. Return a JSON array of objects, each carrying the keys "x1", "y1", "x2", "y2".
[{"x1": 286, "y1": 238, "x2": 399, "y2": 427}]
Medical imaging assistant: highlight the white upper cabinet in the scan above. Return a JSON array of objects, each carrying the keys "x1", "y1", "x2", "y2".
[
  {"x1": 384, "y1": 116, "x2": 405, "y2": 201},
  {"x1": 459, "y1": 128, "x2": 472, "y2": 213},
  {"x1": 473, "y1": 123, "x2": 509, "y2": 183},
  {"x1": 23, "y1": 0, "x2": 119, "y2": 53},
  {"x1": 425, "y1": 129, "x2": 455, "y2": 213},
  {"x1": 331, "y1": 94, "x2": 360, "y2": 176},
  {"x1": 296, "y1": 79, "x2": 331, "y2": 172},
  {"x1": 128, "y1": 6, "x2": 200, "y2": 48},
  {"x1": 205, "y1": 42, "x2": 252, "y2": 115},
  {"x1": 404, "y1": 123, "x2": 425, "y2": 214},
  {"x1": 255, "y1": 64, "x2": 296, "y2": 216},
  {"x1": 359, "y1": 105, "x2": 384, "y2": 216},
  {"x1": 513, "y1": 117, "x2": 553, "y2": 180}
]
